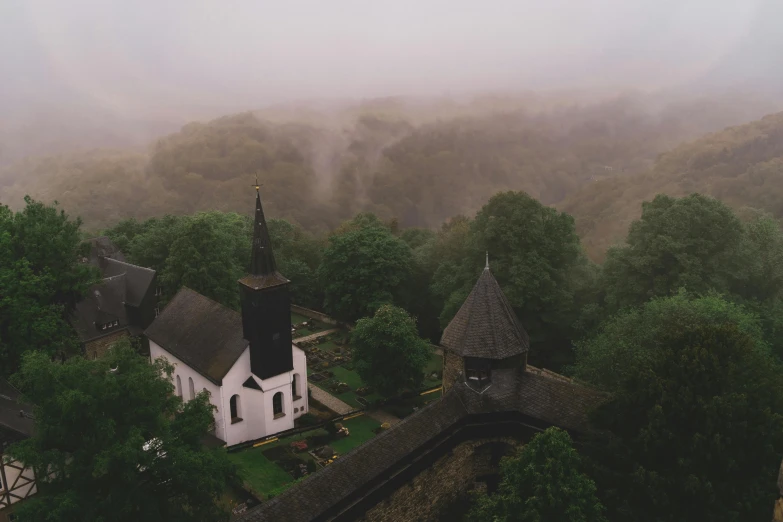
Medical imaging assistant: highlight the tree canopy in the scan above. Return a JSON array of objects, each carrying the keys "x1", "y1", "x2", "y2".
[
  {"x1": 350, "y1": 304, "x2": 431, "y2": 397},
  {"x1": 470, "y1": 428, "x2": 606, "y2": 522},
  {"x1": 319, "y1": 223, "x2": 413, "y2": 322},
  {"x1": 0, "y1": 197, "x2": 96, "y2": 375},
  {"x1": 8, "y1": 340, "x2": 237, "y2": 522},
  {"x1": 574, "y1": 293, "x2": 783, "y2": 522}
]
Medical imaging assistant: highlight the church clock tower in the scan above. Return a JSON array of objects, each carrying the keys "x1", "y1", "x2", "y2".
[{"x1": 239, "y1": 183, "x2": 294, "y2": 379}]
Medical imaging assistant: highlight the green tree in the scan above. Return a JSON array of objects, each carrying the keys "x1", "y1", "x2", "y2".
[
  {"x1": 574, "y1": 294, "x2": 783, "y2": 522},
  {"x1": 431, "y1": 192, "x2": 584, "y2": 369},
  {"x1": 319, "y1": 225, "x2": 413, "y2": 321},
  {"x1": 159, "y1": 212, "x2": 249, "y2": 308},
  {"x1": 0, "y1": 198, "x2": 96, "y2": 375},
  {"x1": 350, "y1": 304, "x2": 431, "y2": 397},
  {"x1": 8, "y1": 340, "x2": 236, "y2": 522},
  {"x1": 470, "y1": 428, "x2": 606, "y2": 522},
  {"x1": 601, "y1": 194, "x2": 747, "y2": 313},
  {"x1": 267, "y1": 218, "x2": 325, "y2": 309}
]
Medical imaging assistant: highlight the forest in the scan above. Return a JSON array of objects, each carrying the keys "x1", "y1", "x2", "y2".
[
  {"x1": 4, "y1": 94, "x2": 783, "y2": 521},
  {"x1": 2, "y1": 92, "x2": 781, "y2": 245}
]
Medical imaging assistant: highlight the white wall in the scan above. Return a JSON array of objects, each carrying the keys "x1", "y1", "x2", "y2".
[
  {"x1": 0, "y1": 455, "x2": 37, "y2": 508},
  {"x1": 149, "y1": 340, "x2": 309, "y2": 447},
  {"x1": 149, "y1": 340, "x2": 224, "y2": 439}
]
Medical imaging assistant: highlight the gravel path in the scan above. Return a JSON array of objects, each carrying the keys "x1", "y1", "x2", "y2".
[
  {"x1": 366, "y1": 409, "x2": 402, "y2": 426},
  {"x1": 308, "y1": 383, "x2": 353, "y2": 415},
  {"x1": 293, "y1": 328, "x2": 340, "y2": 344}
]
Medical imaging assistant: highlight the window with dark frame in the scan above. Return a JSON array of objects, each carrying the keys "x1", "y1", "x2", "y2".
[
  {"x1": 273, "y1": 391, "x2": 284, "y2": 418},
  {"x1": 465, "y1": 359, "x2": 492, "y2": 388}
]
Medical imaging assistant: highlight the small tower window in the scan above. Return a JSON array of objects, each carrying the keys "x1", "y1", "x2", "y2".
[
  {"x1": 292, "y1": 373, "x2": 301, "y2": 399},
  {"x1": 465, "y1": 358, "x2": 492, "y2": 389},
  {"x1": 273, "y1": 392, "x2": 285, "y2": 418}
]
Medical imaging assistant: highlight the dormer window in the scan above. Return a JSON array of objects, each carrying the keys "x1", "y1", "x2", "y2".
[
  {"x1": 102, "y1": 323, "x2": 107, "y2": 330},
  {"x1": 155, "y1": 286, "x2": 162, "y2": 297},
  {"x1": 113, "y1": 320, "x2": 119, "y2": 327}
]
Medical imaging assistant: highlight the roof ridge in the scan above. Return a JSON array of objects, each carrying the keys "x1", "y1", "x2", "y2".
[{"x1": 103, "y1": 257, "x2": 155, "y2": 274}]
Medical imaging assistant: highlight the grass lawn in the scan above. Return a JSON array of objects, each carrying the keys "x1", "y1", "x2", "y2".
[
  {"x1": 228, "y1": 449, "x2": 292, "y2": 497},
  {"x1": 291, "y1": 312, "x2": 309, "y2": 325},
  {"x1": 331, "y1": 366, "x2": 364, "y2": 389},
  {"x1": 331, "y1": 415, "x2": 382, "y2": 454}
]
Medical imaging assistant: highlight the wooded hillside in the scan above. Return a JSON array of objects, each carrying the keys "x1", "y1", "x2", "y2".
[{"x1": 561, "y1": 112, "x2": 783, "y2": 259}]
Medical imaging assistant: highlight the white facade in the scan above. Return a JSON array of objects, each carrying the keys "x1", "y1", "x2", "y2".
[
  {"x1": 150, "y1": 340, "x2": 308, "y2": 446},
  {"x1": 0, "y1": 454, "x2": 37, "y2": 511}
]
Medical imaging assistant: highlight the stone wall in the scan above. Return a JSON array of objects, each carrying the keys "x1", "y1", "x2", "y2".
[
  {"x1": 360, "y1": 437, "x2": 519, "y2": 522},
  {"x1": 291, "y1": 305, "x2": 339, "y2": 326},
  {"x1": 84, "y1": 329, "x2": 129, "y2": 359},
  {"x1": 442, "y1": 349, "x2": 463, "y2": 393}
]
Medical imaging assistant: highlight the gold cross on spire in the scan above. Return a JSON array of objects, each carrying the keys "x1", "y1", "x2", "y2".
[{"x1": 251, "y1": 174, "x2": 262, "y2": 193}]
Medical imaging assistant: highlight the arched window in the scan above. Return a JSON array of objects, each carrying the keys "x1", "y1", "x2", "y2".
[
  {"x1": 188, "y1": 377, "x2": 195, "y2": 400},
  {"x1": 273, "y1": 392, "x2": 284, "y2": 418},
  {"x1": 230, "y1": 395, "x2": 242, "y2": 423},
  {"x1": 292, "y1": 373, "x2": 301, "y2": 399},
  {"x1": 175, "y1": 375, "x2": 182, "y2": 397}
]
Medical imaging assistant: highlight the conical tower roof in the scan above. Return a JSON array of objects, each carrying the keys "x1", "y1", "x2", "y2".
[
  {"x1": 440, "y1": 262, "x2": 529, "y2": 359},
  {"x1": 238, "y1": 188, "x2": 289, "y2": 290}
]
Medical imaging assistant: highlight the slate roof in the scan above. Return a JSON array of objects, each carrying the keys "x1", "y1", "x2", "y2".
[
  {"x1": 241, "y1": 189, "x2": 288, "y2": 291},
  {"x1": 70, "y1": 274, "x2": 130, "y2": 343},
  {"x1": 441, "y1": 266, "x2": 529, "y2": 359},
  {"x1": 84, "y1": 236, "x2": 126, "y2": 266},
  {"x1": 144, "y1": 288, "x2": 248, "y2": 385},
  {"x1": 100, "y1": 258, "x2": 156, "y2": 307},
  {"x1": 238, "y1": 369, "x2": 605, "y2": 522},
  {"x1": 0, "y1": 379, "x2": 34, "y2": 452}
]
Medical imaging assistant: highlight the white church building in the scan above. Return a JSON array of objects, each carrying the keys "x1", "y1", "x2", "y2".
[{"x1": 145, "y1": 187, "x2": 308, "y2": 447}]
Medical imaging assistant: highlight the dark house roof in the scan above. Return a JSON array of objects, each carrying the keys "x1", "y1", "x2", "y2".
[
  {"x1": 441, "y1": 266, "x2": 529, "y2": 359},
  {"x1": 144, "y1": 288, "x2": 248, "y2": 385},
  {"x1": 0, "y1": 379, "x2": 34, "y2": 452},
  {"x1": 100, "y1": 258, "x2": 156, "y2": 308},
  {"x1": 71, "y1": 274, "x2": 130, "y2": 342},
  {"x1": 84, "y1": 236, "x2": 126, "y2": 266},
  {"x1": 238, "y1": 369, "x2": 605, "y2": 522}
]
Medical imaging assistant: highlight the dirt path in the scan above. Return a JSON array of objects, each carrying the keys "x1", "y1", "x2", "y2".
[{"x1": 308, "y1": 383, "x2": 353, "y2": 415}]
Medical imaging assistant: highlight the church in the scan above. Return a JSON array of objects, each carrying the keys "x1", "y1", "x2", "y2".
[{"x1": 145, "y1": 187, "x2": 308, "y2": 447}]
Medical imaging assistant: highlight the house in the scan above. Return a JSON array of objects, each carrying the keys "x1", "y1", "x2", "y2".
[
  {"x1": 0, "y1": 379, "x2": 36, "y2": 522},
  {"x1": 145, "y1": 188, "x2": 308, "y2": 447},
  {"x1": 236, "y1": 258, "x2": 605, "y2": 522},
  {"x1": 71, "y1": 237, "x2": 159, "y2": 359}
]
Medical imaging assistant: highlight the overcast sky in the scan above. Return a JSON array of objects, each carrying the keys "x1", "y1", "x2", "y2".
[{"x1": 0, "y1": 0, "x2": 771, "y2": 119}]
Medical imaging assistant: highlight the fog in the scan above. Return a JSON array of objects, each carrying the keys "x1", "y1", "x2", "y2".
[{"x1": 2, "y1": 0, "x2": 779, "y2": 122}]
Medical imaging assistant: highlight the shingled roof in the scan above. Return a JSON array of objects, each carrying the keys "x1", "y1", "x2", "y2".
[
  {"x1": 144, "y1": 288, "x2": 248, "y2": 385},
  {"x1": 83, "y1": 236, "x2": 126, "y2": 266},
  {"x1": 238, "y1": 368, "x2": 605, "y2": 522},
  {"x1": 239, "y1": 188, "x2": 288, "y2": 291},
  {"x1": 440, "y1": 265, "x2": 529, "y2": 359},
  {"x1": 71, "y1": 274, "x2": 130, "y2": 342}
]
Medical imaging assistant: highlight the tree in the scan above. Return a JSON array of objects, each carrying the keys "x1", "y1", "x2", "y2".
[
  {"x1": 574, "y1": 293, "x2": 783, "y2": 522},
  {"x1": 0, "y1": 198, "x2": 96, "y2": 375},
  {"x1": 470, "y1": 427, "x2": 606, "y2": 522},
  {"x1": 267, "y1": 218, "x2": 325, "y2": 310},
  {"x1": 159, "y1": 212, "x2": 249, "y2": 309},
  {"x1": 8, "y1": 340, "x2": 236, "y2": 522},
  {"x1": 601, "y1": 194, "x2": 747, "y2": 313},
  {"x1": 350, "y1": 304, "x2": 431, "y2": 397},
  {"x1": 431, "y1": 192, "x2": 584, "y2": 369},
  {"x1": 319, "y1": 225, "x2": 413, "y2": 322}
]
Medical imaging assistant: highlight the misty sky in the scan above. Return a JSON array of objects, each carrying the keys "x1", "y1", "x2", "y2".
[{"x1": 0, "y1": 0, "x2": 771, "y2": 119}]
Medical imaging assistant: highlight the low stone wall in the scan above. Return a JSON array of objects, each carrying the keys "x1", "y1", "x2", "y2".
[
  {"x1": 360, "y1": 437, "x2": 520, "y2": 522},
  {"x1": 84, "y1": 329, "x2": 129, "y2": 359},
  {"x1": 291, "y1": 305, "x2": 339, "y2": 326}
]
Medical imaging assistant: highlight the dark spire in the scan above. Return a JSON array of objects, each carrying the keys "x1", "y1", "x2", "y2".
[
  {"x1": 440, "y1": 262, "x2": 529, "y2": 359},
  {"x1": 249, "y1": 187, "x2": 277, "y2": 275}
]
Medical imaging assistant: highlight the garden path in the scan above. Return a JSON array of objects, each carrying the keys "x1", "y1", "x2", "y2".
[
  {"x1": 293, "y1": 328, "x2": 340, "y2": 344},
  {"x1": 308, "y1": 383, "x2": 353, "y2": 415},
  {"x1": 366, "y1": 409, "x2": 402, "y2": 426}
]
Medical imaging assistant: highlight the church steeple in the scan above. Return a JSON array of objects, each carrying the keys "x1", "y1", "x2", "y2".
[
  {"x1": 239, "y1": 180, "x2": 293, "y2": 379},
  {"x1": 249, "y1": 186, "x2": 277, "y2": 275}
]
